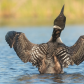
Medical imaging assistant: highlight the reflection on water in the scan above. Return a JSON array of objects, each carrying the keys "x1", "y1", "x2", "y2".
[
  {"x1": 0, "y1": 25, "x2": 84, "y2": 84},
  {"x1": 17, "y1": 72, "x2": 84, "y2": 83}
]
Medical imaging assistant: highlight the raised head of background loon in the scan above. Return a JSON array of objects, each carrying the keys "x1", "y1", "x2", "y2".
[{"x1": 5, "y1": 5, "x2": 84, "y2": 74}]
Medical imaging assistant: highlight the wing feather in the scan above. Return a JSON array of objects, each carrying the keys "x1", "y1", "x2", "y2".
[
  {"x1": 56, "y1": 35, "x2": 84, "y2": 68},
  {"x1": 56, "y1": 46, "x2": 74, "y2": 68},
  {"x1": 70, "y1": 35, "x2": 84, "y2": 65},
  {"x1": 5, "y1": 31, "x2": 48, "y2": 67}
]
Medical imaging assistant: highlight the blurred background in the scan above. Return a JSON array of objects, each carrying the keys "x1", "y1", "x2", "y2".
[{"x1": 0, "y1": 0, "x2": 84, "y2": 26}]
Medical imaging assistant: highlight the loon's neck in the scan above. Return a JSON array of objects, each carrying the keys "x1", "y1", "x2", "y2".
[
  {"x1": 52, "y1": 28, "x2": 62, "y2": 42},
  {"x1": 49, "y1": 25, "x2": 63, "y2": 43}
]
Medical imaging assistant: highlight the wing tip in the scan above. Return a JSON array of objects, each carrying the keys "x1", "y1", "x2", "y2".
[{"x1": 5, "y1": 31, "x2": 17, "y2": 48}]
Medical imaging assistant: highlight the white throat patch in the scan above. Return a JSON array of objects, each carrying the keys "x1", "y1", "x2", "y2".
[
  {"x1": 56, "y1": 37, "x2": 63, "y2": 43},
  {"x1": 53, "y1": 25, "x2": 61, "y2": 29}
]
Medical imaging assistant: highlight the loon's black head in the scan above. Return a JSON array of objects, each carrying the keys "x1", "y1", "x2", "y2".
[
  {"x1": 52, "y1": 5, "x2": 66, "y2": 42},
  {"x1": 53, "y1": 5, "x2": 66, "y2": 30}
]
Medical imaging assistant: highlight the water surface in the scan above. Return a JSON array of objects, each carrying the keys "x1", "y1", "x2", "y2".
[{"x1": 0, "y1": 25, "x2": 84, "y2": 84}]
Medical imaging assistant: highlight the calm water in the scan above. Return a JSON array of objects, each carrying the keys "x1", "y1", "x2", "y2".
[{"x1": 0, "y1": 25, "x2": 84, "y2": 84}]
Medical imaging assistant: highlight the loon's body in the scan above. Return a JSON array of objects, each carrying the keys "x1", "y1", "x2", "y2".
[{"x1": 5, "y1": 5, "x2": 84, "y2": 74}]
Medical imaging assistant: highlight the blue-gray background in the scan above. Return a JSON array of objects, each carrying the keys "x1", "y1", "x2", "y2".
[{"x1": 0, "y1": 25, "x2": 84, "y2": 84}]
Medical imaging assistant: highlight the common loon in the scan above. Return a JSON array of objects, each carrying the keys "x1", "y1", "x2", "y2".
[{"x1": 5, "y1": 5, "x2": 84, "y2": 74}]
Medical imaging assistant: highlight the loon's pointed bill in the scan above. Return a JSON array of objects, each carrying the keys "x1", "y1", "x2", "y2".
[{"x1": 60, "y1": 5, "x2": 64, "y2": 15}]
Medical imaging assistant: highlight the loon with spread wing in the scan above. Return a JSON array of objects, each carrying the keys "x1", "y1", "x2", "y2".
[{"x1": 5, "y1": 5, "x2": 84, "y2": 74}]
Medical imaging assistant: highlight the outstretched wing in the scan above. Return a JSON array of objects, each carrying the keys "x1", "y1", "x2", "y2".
[
  {"x1": 56, "y1": 35, "x2": 84, "y2": 68},
  {"x1": 5, "y1": 31, "x2": 48, "y2": 67},
  {"x1": 55, "y1": 44, "x2": 74, "y2": 68},
  {"x1": 70, "y1": 35, "x2": 84, "y2": 65}
]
